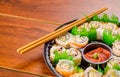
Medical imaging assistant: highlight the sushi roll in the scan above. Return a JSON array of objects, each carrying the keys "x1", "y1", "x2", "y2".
[
  {"x1": 112, "y1": 28, "x2": 120, "y2": 35},
  {"x1": 50, "y1": 45, "x2": 66, "y2": 61},
  {"x1": 102, "y1": 69, "x2": 120, "y2": 77},
  {"x1": 107, "y1": 56, "x2": 120, "y2": 68},
  {"x1": 117, "y1": 28, "x2": 120, "y2": 35},
  {"x1": 69, "y1": 36, "x2": 88, "y2": 48},
  {"x1": 69, "y1": 72, "x2": 84, "y2": 77},
  {"x1": 102, "y1": 22, "x2": 118, "y2": 30},
  {"x1": 55, "y1": 32, "x2": 73, "y2": 47},
  {"x1": 106, "y1": 56, "x2": 120, "y2": 77},
  {"x1": 89, "y1": 21, "x2": 104, "y2": 40},
  {"x1": 89, "y1": 21, "x2": 102, "y2": 29},
  {"x1": 67, "y1": 48, "x2": 81, "y2": 65},
  {"x1": 56, "y1": 59, "x2": 74, "y2": 77},
  {"x1": 78, "y1": 22, "x2": 89, "y2": 30},
  {"x1": 112, "y1": 40, "x2": 120, "y2": 56},
  {"x1": 84, "y1": 67, "x2": 102, "y2": 77}
]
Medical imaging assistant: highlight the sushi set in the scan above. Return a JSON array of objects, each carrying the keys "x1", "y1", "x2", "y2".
[{"x1": 44, "y1": 14, "x2": 120, "y2": 77}]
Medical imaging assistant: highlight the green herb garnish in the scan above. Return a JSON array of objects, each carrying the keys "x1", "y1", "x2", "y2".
[
  {"x1": 92, "y1": 14, "x2": 100, "y2": 21},
  {"x1": 101, "y1": 13, "x2": 109, "y2": 22},
  {"x1": 71, "y1": 26, "x2": 97, "y2": 41},
  {"x1": 53, "y1": 50, "x2": 73, "y2": 65},
  {"x1": 88, "y1": 27, "x2": 97, "y2": 41},
  {"x1": 110, "y1": 14, "x2": 119, "y2": 25},
  {"x1": 91, "y1": 13, "x2": 119, "y2": 25},
  {"x1": 97, "y1": 64, "x2": 110, "y2": 74},
  {"x1": 79, "y1": 27, "x2": 88, "y2": 36},
  {"x1": 102, "y1": 29, "x2": 113, "y2": 46},
  {"x1": 74, "y1": 66, "x2": 84, "y2": 73},
  {"x1": 103, "y1": 29, "x2": 120, "y2": 46},
  {"x1": 71, "y1": 26, "x2": 79, "y2": 35},
  {"x1": 104, "y1": 64, "x2": 110, "y2": 74},
  {"x1": 113, "y1": 63, "x2": 120, "y2": 71},
  {"x1": 113, "y1": 34, "x2": 120, "y2": 42},
  {"x1": 98, "y1": 65, "x2": 104, "y2": 74}
]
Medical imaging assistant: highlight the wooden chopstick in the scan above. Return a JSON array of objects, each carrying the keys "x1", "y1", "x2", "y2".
[
  {"x1": 0, "y1": 66, "x2": 53, "y2": 77},
  {"x1": 0, "y1": 13, "x2": 61, "y2": 25},
  {"x1": 17, "y1": 8, "x2": 108, "y2": 54}
]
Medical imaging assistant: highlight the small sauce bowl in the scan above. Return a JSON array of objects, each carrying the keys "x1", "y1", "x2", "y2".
[{"x1": 81, "y1": 42, "x2": 112, "y2": 68}]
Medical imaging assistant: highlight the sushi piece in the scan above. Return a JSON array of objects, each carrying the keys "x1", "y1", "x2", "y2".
[
  {"x1": 112, "y1": 28, "x2": 120, "y2": 35},
  {"x1": 78, "y1": 21, "x2": 102, "y2": 31},
  {"x1": 112, "y1": 40, "x2": 120, "y2": 56},
  {"x1": 89, "y1": 21, "x2": 103, "y2": 40},
  {"x1": 69, "y1": 36, "x2": 88, "y2": 48},
  {"x1": 78, "y1": 22, "x2": 89, "y2": 30},
  {"x1": 56, "y1": 59, "x2": 74, "y2": 77},
  {"x1": 102, "y1": 22, "x2": 118, "y2": 30},
  {"x1": 50, "y1": 45, "x2": 81, "y2": 65},
  {"x1": 116, "y1": 28, "x2": 120, "y2": 35},
  {"x1": 102, "y1": 69, "x2": 120, "y2": 77},
  {"x1": 84, "y1": 67, "x2": 102, "y2": 77},
  {"x1": 106, "y1": 56, "x2": 120, "y2": 77},
  {"x1": 50, "y1": 45, "x2": 66, "y2": 61},
  {"x1": 89, "y1": 21, "x2": 102, "y2": 29},
  {"x1": 107, "y1": 56, "x2": 120, "y2": 68},
  {"x1": 55, "y1": 32, "x2": 73, "y2": 47},
  {"x1": 67, "y1": 48, "x2": 81, "y2": 65},
  {"x1": 69, "y1": 72, "x2": 84, "y2": 77}
]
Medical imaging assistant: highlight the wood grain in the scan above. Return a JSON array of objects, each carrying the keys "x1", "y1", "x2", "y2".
[{"x1": 0, "y1": 0, "x2": 120, "y2": 76}]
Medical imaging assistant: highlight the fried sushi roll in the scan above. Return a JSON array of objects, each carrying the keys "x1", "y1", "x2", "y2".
[
  {"x1": 112, "y1": 40, "x2": 120, "y2": 56},
  {"x1": 102, "y1": 69, "x2": 120, "y2": 77},
  {"x1": 56, "y1": 59, "x2": 74, "y2": 77},
  {"x1": 84, "y1": 67, "x2": 102, "y2": 77},
  {"x1": 69, "y1": 36, "x2": 88, "y2": 48},
  {"x1": 55, "y1": 32, "x2": 73, "y2": 47},
  {"x1": 50, "y1": 45, "x2": 66, "y2": 61},
  {"x1": 67, "y1": 48, "x2": 81, "y2": 65}
]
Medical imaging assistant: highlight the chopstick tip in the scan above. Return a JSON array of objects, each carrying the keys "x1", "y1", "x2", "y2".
[
  {"x1": 17, "y1": 49, "x2": 23, "y2": 55},
  {"x1": 105, "y1": 7, "x2": 108, "y2": 10},
  {"x1": 103, "y1": 7, "x2": 108, "y2": 10}
]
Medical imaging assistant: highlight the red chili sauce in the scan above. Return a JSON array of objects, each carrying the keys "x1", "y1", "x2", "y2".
[{"x1": 84, "y1": 47, "x2": 110, "y2": 62}]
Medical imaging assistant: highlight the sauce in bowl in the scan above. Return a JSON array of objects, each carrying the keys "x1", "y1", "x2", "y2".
[{"x1": 84, "y1": 47, "x2": 110, "y2": 63}]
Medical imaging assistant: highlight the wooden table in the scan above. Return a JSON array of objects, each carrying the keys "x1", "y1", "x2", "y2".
[{"x1": 0, "y1": 0, "x2": 120, "y2": 77}]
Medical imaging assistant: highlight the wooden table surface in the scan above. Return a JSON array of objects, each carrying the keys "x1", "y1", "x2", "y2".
[{"x1": 0, "y1": 0, "x2": 120, "y2": 77}]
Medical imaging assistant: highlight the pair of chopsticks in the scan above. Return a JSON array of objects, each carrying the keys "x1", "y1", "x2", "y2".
[
  {"x1": 0, "y1": 8, "x2": 108, "y2": 54},
  {"x1": 16, "y1": 7, "x2": 108, "y2": 54}
]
